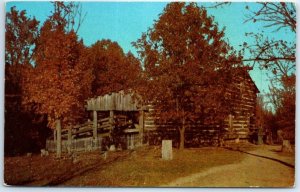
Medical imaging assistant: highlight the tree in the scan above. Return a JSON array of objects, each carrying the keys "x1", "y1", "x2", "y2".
[
  {"x1": 210, "y1": 2, "x2": 296, "y2": 143},
  {"x1": 241, "y1": 2, "x2": 296, "y2": 85},
  {"x1": 134, "y1": 2, "x2": 240, "y2": 149},
  {"x1": 86, "y1": 39, "x2": 141, "y2": 96},
  {"x1": 208, "y1": 2, "x2": 296, "y2": 79},
  {"x1": 268, "y1": 75, "x2": 295, "y2": 142},
  {"x1": 243, "y1": 2, "x2": 296, "y2": 142},
  {"x1": 5, "y1": 7, "x2": 41, "y2": 156},
  {"x1": 49, "y1": 1, "x2": 86, "y2": 33},
  {"x1": 22, "y1": 2, "x2": 91, "y2": 157},
  {"x1": 5, "y1": 7, "x2": 39, "y2": 93}
]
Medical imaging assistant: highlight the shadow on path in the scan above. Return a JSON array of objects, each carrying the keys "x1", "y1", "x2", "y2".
[{"x1": 224, "y1": 147, "x2": 295, "y2": 169}]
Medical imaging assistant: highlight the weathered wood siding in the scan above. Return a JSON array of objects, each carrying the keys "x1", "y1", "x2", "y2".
[
  {"x1": 223, "y1": 74, "x2": 258, "y2": 139},
  {"x1": 81, "y1": 70, "x2": 259, "y2": 147},
  {"x1": 143, "y1": 106, "x2": 221, "y2": 146},
  {"x1": 143, "y1": 72, "x2": 259, "y2": 144},
  {"x1": 86, "y1": 91, "x2": 140, "y2": 111}
]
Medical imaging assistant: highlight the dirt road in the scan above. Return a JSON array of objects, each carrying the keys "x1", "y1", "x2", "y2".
[{"x1": 165, "y1": 145, "x2": 295, "y2": 187}]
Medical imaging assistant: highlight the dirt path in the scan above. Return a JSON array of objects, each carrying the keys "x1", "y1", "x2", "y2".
[{"x1": 165, "y1": 146, "x2": 295, "y2": 187}]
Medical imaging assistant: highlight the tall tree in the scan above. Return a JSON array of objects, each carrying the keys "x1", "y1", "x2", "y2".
[
  {"x1": 244, "y1": 2, "x2": 296, "y2": 141},
  {"x1": 267, "y1": 75, "x2": 295, "y2": 142},
  {"x1": 5, "y1": 7, "x2": 41, "y2": 156},
  {"x1": 22, "y1": 2, "x2": 91, "y2": 157},
  {"x1": 243, "y1": 3, "x2": 296, "y2": 82},
  {"x1": 210, "y1": 2, "x2": 296, "y2": 142},
  {"x1": 5, "y1": 6, "x2": 39, "y2": 95},
  {"x1": 208, "y1": 2, "x2": 296, "y2": 79},
  {"x1": 87, "y1": 39, "x2": 141, "y2": 96},
  {"x1": 134, "y1": 2, "x2": 240, "y2": 149}
]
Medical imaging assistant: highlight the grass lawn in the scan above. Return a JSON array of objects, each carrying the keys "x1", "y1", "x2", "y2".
[
  {"x1": 4, "y1": 146, "x2": 247, "y2": 186},
  {"x1": 62, "y1": 146, "x2": 246, "y2": 186}
]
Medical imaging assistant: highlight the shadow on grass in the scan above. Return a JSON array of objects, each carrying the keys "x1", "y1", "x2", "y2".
[
  {"x1": 224, "y1": 147, "x2": 295, "y2": 169},
  {"x1": 270, "y1": 149, "x2": 282, "y2": 152}
]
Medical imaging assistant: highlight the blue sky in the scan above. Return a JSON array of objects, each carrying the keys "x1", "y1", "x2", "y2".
[{"x1": 5, "y1": 1, "x2": 296, "y2": 95}]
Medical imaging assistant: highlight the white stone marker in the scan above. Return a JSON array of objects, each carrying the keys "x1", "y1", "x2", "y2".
[{"x1": 162, "y1": 140, "x2": 173, "y2": 160}]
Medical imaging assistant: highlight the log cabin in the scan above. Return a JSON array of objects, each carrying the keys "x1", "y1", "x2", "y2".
[
  {"x1": 143, "y1": 67, "x2": 260, "y2": 147},
  {"x1": 46, "y1": 67, "x2": 259, "y2": 152}
]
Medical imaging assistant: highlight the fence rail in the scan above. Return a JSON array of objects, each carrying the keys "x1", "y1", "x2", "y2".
[
  {"x1": 46, "y1": 137, "x2": 102, "y2": 153},
  {"x1": 46, "y1": 134, "x2": 142, "y2": 153}
]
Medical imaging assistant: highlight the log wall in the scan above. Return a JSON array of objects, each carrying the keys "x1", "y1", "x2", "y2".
[
  {"x1": 143, "y1": 72, "x2": 259, "y2": 145},
  {"x1": 223, "y1": 74, "x2": 258, "y2": 139},
  {"x1": 63, "y1": 70, "x2": 259, "y2": 149}
]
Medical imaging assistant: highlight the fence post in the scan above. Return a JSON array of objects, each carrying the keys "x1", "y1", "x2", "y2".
[
  {"x1": 68, "y1": 128, "x2": 72, "y2": 154},
  {"x1": 109, "y1": 110, "x2": 114, "y2": 129},
  {"x1": 93, "y1": 110, "x2": 98, "y2": 149},
  {"x1": 56, "y1": 119, "x2": 62, "y2": 158},
  {"x1": 139, "y1": 110, "x2": 144, "y2": 145}
]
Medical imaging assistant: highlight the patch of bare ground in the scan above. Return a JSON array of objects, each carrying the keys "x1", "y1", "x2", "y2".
[
  {"x1": 166, "y1": 144, "x2": 295, "y2": 187},
  {"x1": 4, "y1": 144, "x2": 294, "y2": 187}
]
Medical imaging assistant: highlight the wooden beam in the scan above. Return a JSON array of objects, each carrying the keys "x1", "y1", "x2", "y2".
[
  {"x1": 139, "y1": 110, "x2": 144, "y2": 144},
  {"x1": 110, "y1": 110, "x2": 114, "y2": 131},
  {"x1": 93, "y1": 110, "x2": 97, "y2": 140},
  {"x1": 67, "y1": 128, "x2": 72, "y2": 154}
]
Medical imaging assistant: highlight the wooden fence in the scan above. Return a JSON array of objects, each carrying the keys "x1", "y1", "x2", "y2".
[
  {"x1": 46, "y1": 137, "x2": 102, "y2": 153},
  {"x1": 47, "y1": 132, "x2": 142, "y2": 153}
]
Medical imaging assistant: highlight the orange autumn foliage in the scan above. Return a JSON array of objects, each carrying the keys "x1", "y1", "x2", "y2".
[
  {"x1": 134, "y1": 2, "x2": 242, "y2": 149},
  {"x1": 86, "y1": 39, "x2": 141, "y2": 96},
  {"x1": 23, "y1": 19, "x2": 91, "y2": 129}
]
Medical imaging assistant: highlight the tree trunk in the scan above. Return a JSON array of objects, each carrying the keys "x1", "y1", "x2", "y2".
[
  {"x1": 179, "y1": 117, "x2": 186, "y2": 150},
  {"x1": 56, "y1": 119, "x2": 62, "y2": 158},
  {"x1": 53, "y1": 129, "x2": 56, "y2": 142},
  {"x1": 266, "y1": 131, "x2": 273, "y2": 145}
]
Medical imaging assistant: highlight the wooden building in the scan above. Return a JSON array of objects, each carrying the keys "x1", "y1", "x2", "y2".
[
  {"x1": 46, "y1": 68, "x2": 259, "y2": 152},
  {"x1": 143, "y1": 67, "x2": 260, "y2": 147},
  {"x1": 86, "y1": 90, "x2": 144, "y2": 149},
  {"x1": 47, "y1": 91, "x2": 145, "y2": 152}
]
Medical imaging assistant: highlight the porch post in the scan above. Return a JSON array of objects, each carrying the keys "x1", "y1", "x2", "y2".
[{"x1": 139, "y1": 110, "x2": 144, "y2": 145}]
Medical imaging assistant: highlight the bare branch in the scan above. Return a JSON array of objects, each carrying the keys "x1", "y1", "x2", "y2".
[
  {"x1": 244, "y1": 2, "x2": 296, "y2": 32},
  {"x1": 205, "y1": 2, "x2": 231, "y2": 9}
]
